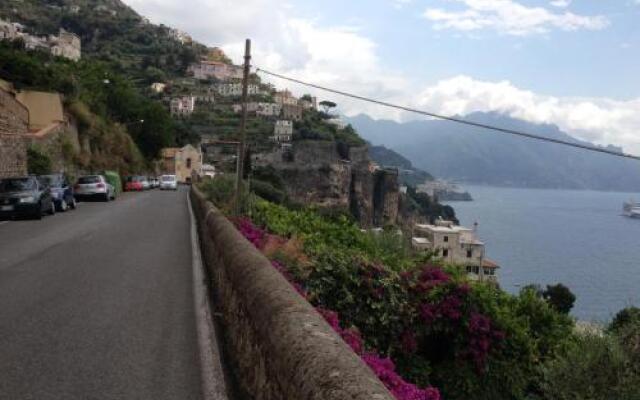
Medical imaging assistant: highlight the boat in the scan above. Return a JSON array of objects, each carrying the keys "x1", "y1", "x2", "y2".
[{"x1": 623, "y1": 200, "x2": 640, "y2": 218}]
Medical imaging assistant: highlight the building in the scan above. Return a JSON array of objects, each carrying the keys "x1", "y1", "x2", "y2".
[
  {"x1": 169, "y1": 29, "x2": 192, "y2": 44},
  {"x1": 160, "y1": 145, "x2": 203, "y2": 183},
  {"x1": 281, "y1": 104, "x2": 303, "y2": 121},
  {"x1": 326, "y1": 118, "x2": 347, "y2": 130},
  {"x1": 299, "y1": 96, "x2": 317, "y2": 110},
  {"x1": 170, "y1": 96, "x2": 196, "y2": 116},
  {"x1": 49, "y1": 29, "x2": 81, "y2": 61},
  {"x1": 201, "y1": 163, "x2": 216, "y2": 178},
  {"x1": 216, "y1": 83, "x2": 261, "y2": 97},
  {"x1": 188, "y1": 60, "x2": 243, "y2": 81},
  {"x1": 273, "y1": 120, "x2": 293, "y2": 142},
  {"x1": 232, "y1": 102, "x2": 281, "y2": 117},
  {"x1": 0, "y1": 19, "x2": 18, "y2": 40},
  {"x1": 150, "y1": 82, "x2": 166, "y2": 93},
  {"x1": 274, "y1": 90, "x2": 298, "y2": 106},
  {"x1": 412, "y1": 219, "x2": 499, "y2": 282}
]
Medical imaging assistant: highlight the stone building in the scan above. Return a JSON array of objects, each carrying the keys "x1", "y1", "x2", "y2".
[
  {"x1": 273, "y1": 120, "x2": 293, "y2": 142},
  {"x1": 282, "y1": 104, "x2": 303, "y2": 121},
  {"x1": 412, "y1": 220, "x2": 499, "y2": 282},
  {"x1": 49, "y1": 29, "x2": 81, "y2": 61},
  {"x1": 188, "y1": 60, "x2": 243, "y2": 81},
  {"x1": 216, "y1": 83, "x2": 261, "y2": 97},
  {"x1": 170, "y1": 96, "x2": 196, "y2": 116},
  {"x1": 274, "y1": 90, "x2": 298, "y2": 106},
  {"x1": 160, "y1": 145, "x2": 203, "y2": 183}
]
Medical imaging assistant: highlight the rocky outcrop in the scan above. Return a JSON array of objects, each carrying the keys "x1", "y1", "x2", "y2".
[{"x1": 262, "y1": 140, "x2": 401, "y2": 228}]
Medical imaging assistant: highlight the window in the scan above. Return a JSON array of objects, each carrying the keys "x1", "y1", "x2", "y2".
[
  {"x1": 467, "y1": 250, "x2": 473, "y2": 258},
  {"x1": 467, "y1": 266, "x2": 480, "y2": 274},
  {"x1": 443, "y1": 236, "x2": 449, "y2": 242},
  {"x1": 443, "y1": 249, "x2": 449, "y2": 257},
  {"x1": 186, "y1": 158, "x2": 192, "y2": 169}
]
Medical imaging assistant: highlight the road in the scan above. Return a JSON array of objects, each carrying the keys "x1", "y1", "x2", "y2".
[{"x1": 0, "y1": 188, "x2": 214, "y2": 400}]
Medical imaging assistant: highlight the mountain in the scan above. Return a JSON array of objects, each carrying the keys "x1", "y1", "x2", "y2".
[
  {"x1": 349, "y1": 112, "x2": 640, "y2": 192},
  {"x1": 368, "y1": 144, "x2": 433, "y2": 187}
]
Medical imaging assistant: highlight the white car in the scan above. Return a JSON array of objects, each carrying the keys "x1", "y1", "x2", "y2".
[
  {"x1": 74, "y1": 175, "x2": 115, "y2": 201},
  {"x1": 159, "y1": 175, "x2": 178, "y2": 190}
]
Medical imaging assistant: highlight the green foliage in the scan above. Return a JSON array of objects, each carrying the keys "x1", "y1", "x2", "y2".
[
  {"x1": 542, "y1": 283, "x2": 576, "y2": 315},
  {"x1": 406, "y1": 186, "x2": 458, "y2": 223},
  {"x1": 609, "y1": 307, "x2": 640, "y2": 334},
  {"x1": 27, "y1": 146, "x2": 52, "y2": 175},
  {"x1": 538, "y1": 333, "x2": 640, "y2": 400}
]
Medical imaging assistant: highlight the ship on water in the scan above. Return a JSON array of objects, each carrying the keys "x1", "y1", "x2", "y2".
[{"x1": 623, "y1": 200, "x2": 640, "y2": 218}]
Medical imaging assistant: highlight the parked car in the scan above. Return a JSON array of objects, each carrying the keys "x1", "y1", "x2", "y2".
[
  {"x1": 0, "y1": 176, "x2": 55, "y2": 219},
  {"x1": 151, "y1": 177, "x2": 160, "y2": 188},
  {"x1": 124, "y1": 176, "x2": 144, "y2": 192},
  {"x1": 74, "y1": 175, "x2": 115, "y2": 202},
  {"x1": 159, "y1": 175, "x2": 178, "y2": 190},
  {"x1": 38, "y1": 174, "x2": 76, "y2": 212},
  {"x1": 141, "y1": 176, "x2": 151, "y2": 190}
]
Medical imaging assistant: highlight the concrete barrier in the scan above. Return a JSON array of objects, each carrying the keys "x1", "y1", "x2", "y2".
[{"x1": 190, "y1": 186, "x2": 394, "y2": 400}]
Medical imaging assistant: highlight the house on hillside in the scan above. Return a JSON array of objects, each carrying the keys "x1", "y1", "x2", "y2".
[
  {"x1": 232, "y1": 102, "x2": 281, "y2": 117},
  {"x1": 412, "y1": 219, "x2": 499, "y2": 283},
  {"x1": 326, "y1": 117, "x2": 347, "y2": 130},
  {"x1": 160, "y1": 144, "x2": 203, "y2": 183},
  {"x1": 150, "y1": 82, "x2": 166, "y2": 93},
  {"x1": 274, "y1": 90, "x2": 299, "y2": 106},
  {"x1": 0, "y1": 19, "x2": 18, "y2": 40},
  {"x1": 188, "y1": 60, "x2": 243, "y2": 81},
  {"x1": 216, "y1": 83, "x2": 261, "y2": 97},
  {"x1": 49, "y1": 29, "x2": 81, "y2": 61},
  {"x1": 170, "y1": 96, "x2": 196, "y2": 116},
  {"x1": 282, "y1": 104, "x2": 303, "y2": 121},
  {"x1": 273, "y1": 120, "x2": 293, "y2": 142},
  {"x1": 300, "y1": 96, "x2": 317, "y2": 110}
]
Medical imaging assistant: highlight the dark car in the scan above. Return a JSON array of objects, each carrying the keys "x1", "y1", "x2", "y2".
[
  {"x1": 38, "y1": 174, "x2": 77, "y2": 212},
  {"x1": 0, "y1": 176, "x2": 55, "y2": 220}
]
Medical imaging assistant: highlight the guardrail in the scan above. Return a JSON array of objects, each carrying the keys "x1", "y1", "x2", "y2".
[{"x1": 190, "y1": 186, "x2": 394, "y2": 400}]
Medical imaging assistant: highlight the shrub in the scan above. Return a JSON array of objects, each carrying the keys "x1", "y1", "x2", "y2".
[{"x1": 27, "y1": 146, "x2": 52, "y2": 175}]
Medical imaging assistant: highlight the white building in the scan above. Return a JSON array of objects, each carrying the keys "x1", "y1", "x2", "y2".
[
  {"x1": 150, "y1": 82, "x2": 166, "y2": 93},
  {"x1": 170, "y1": 96, "x2": 196, "y2": 116},
  {"x1": 0, "y1": 19, "x2": 17, "y2": 40},
  {"x1": 412, "y1": 219, "x2": 499, "y2": 282},
  {"x1": 188, "y1": 61, "x2": 243, "y2": 81},
  {"x1": 49, "y1": 29, "x2": 81, "y2": 61},
  {"x1": 273, "y1": 120, "x2": 293, "y2": 142},
  {"x1": 326, "y1": 118, "x2": 347, "y2": 130},
  {"x1": 201, "y1": 163, "x2": 216, "y2": 178},
  {"x1": 170, "y1": 28, "x2": 192, "y2": 44},
  {"x1": 232, "y1": 102, "x2": 281, "y2": 117},
  {"x1": 216, "y1": 83, "x2": 261, "y2": 97}
]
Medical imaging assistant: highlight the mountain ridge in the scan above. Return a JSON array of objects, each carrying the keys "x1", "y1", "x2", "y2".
[{"x1": 348, "y1": 112, "x2": 640, "y2": 192}]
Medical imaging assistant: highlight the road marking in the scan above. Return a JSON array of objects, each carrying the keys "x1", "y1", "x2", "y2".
[
  {"x1": 0, "y1": 221, "x2": 9, "y2": 226},
  {"x1": 188, "y1": 192, "x2": 230, "y2": 400}
]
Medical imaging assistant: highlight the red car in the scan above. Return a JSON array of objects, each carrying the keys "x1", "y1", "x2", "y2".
[{"x1": 124, "y1": 176, "x2": 144, "y2": 192}]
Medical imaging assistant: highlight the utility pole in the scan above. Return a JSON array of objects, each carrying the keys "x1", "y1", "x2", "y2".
[{"x1": 235, "y1": 38, "x2": 251, "y2": 215}]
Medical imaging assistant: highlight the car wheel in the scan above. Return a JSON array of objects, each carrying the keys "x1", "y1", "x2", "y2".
[
  {"x1": 70, "y1": 197, "x2": 77, "y2": 209},
  {"x1": 49, "y1": 201, "x2": 56, "y2": 215},
  {"x1": 103, "y1": 193, "x2": 110, "y2": 202},
  {"x1": 34, "y1": 202, "x2": 43, "y2": 220},
  {"x1": 59, "y1": 199, "x2": 68, "y2": 212}
]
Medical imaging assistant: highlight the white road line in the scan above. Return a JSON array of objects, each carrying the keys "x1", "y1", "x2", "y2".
[
  {"x1": 188, "y1": 192, "x2": 230, "y2": 400},
  {"x1": 0, "y1": 221, "x2": 9, "y2": 226}
]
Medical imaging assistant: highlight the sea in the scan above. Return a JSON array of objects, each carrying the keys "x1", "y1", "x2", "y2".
[{"x1": 446, "y1": 185, "x2": 640, "y2": 323}]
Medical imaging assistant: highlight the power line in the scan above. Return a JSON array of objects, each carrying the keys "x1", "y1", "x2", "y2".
[{"x1": 256, "y1": 68, "x2": 640, "y2": 162}]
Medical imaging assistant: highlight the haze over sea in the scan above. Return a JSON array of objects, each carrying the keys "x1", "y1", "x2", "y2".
[{"x1": 448, "y1": 186, "x2": 640, "y2": 322}]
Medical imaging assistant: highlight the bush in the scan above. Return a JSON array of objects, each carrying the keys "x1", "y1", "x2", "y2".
[{"x1": 27, "y1": 146, "x2": 52, "y2": 175}]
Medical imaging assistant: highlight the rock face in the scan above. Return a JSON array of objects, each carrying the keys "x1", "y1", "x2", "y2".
[
  {"x1": 0, "y1": 86, "x2": 28, "y2": 177},
  {"x1": 264, "y1": 140, "x2": 400, "y2": 227},
  {"x1": 0, "y1": 135, "x2": 27, "y2": 178}
]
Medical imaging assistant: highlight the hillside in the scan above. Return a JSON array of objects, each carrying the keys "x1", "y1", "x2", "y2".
[
  {"x1": 0, "y1": 0, "x2": 208, "y2": 83},
  {"x1": 368, "y1": 144, "x2": 433, "y2": 187},
  {"x1": 349, "y1": 112, "x2": 640, "y2": 192}
]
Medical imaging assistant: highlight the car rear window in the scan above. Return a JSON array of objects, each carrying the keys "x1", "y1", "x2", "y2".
[
  {"x1": 162, "y1": 176, "x2": 176, "y2": 182},
  {"x1": 0, "y1": 178, "x2": 36, "y2": 192},
  {"x1": 78, "y1": 176, "x2": 101, "y2": 184}
]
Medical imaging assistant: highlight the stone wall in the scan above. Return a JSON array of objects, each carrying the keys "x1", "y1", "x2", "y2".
[
  {"x1": 0, "y1": 134, "x2": 27, "y2": 178},
  {"x1": 190, "y1": 187, "x2": 395, "y2": 400},
  {"x1": 0, "y1": 88, "x2": 29, "y2": 135}
]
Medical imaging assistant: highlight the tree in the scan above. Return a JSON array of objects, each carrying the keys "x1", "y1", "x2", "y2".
[
  {"x1": 27, "y1": 146, "x2": 52, "y2": 175},
  {"x1": 542, "y1": 284, "x2": 576, "y2": 314},
  {"x1": 319, "y1": 100, "x2": 336, "y2": 114},
  {"x1": 609, "y1": 307, "x2": 640, "y2": 334}
]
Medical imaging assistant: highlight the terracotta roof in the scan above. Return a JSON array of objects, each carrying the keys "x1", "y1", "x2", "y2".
[{"x1": 482, "y1": 259, "x2": 500, "y2": 269}]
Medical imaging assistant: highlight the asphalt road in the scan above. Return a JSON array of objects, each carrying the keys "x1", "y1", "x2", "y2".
[{"x1": 0, "y1": 188, "x2": 208, "y2": 400}]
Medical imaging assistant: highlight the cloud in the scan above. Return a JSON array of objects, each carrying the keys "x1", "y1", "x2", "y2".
[
  {"x1": 423, "y1": 0, "x2": 609, "y2": 36},
  {"x1": 409, "y1": 76, "x2": 640, "y2": 153},
  {"x1": 549, "y1": 0, "x2": 571, "y2": 8}
]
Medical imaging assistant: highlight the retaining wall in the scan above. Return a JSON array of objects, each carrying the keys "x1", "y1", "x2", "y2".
[{"x1": 190, "y1": 186, "x2": 394, "y2": 400}]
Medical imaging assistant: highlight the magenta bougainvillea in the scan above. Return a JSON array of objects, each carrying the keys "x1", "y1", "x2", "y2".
[{"x1": 236, "y1": 218, "x2": 441, "y2": 400}]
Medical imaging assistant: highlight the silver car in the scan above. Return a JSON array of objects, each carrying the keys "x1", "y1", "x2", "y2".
[{"x1": 74, "y1": 175, "x2": 115, "y2": 202}]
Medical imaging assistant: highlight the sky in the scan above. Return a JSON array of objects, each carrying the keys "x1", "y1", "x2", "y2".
[{"x1": 122, "y1": 0, "x2": 640, "y2": 153}]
